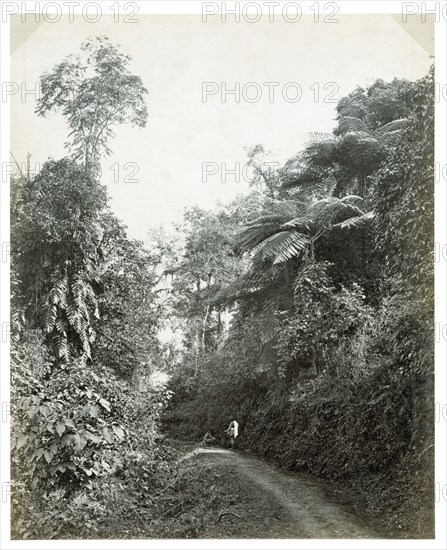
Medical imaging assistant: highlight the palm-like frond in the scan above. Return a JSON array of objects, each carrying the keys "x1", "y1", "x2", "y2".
[
  {"x1": 307, "y1": 196, "x2": 366, "y2": 228},
  {"x1": 377, "y1": 129, "x2": 405, "y2": 147},
  {"x1": 281, "y1": 167, "x2": 320, "y2": 190},
  {"x1": 304, "y1": 140, "x2": 338, "y2": 171},
  {"x1": 237, "y1": 200, "x2": 306, "y2": 251},
  {"x1": 371, "y1": 118, "x2": 408, "y2": 147},
  {"x1": 334, "y1": 210, "x2": 375, "y2": 229},
  {"x1": 306, "y1": 131, "x2": 335, "y2": 144},
  {"x1": 281, "y1": 217, "x2": 313, "y2": 231},
  {"x1": 332, "y1": 202, "x2": 365, "y2": 224},
  {"x1": 338, "y1": 116, "x2": 368, "y2": 134},
  {"x1": 372, "y1": 118, "x2": 408, "y2": 139},
  {"x1": 253, "y1": 231, "x2": 309, "y2": 265},
  {"x1": 237, "y1": 222, "x2": 280, "y2": 251},
  {"x1": 267, "y1": 199, "x2": 307, "y2": 218},
  {"x1": 306, "y1": 197, "x2": 339, "y2": 221}
]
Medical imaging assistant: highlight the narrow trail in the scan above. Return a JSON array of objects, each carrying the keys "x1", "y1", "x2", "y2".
[{"x1": 184, "y1": 446, "x2": 380, "y2": 539}]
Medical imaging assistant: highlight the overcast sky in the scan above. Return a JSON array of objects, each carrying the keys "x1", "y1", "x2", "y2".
[{"x1": 11, "y1": 14, "x2": 433, "y2": 240}]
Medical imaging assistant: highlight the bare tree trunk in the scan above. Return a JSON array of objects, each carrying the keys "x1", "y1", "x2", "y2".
[
  {"x1": 217, "y1": 309, "x2": 222, "y2": 338},
  {"x1": 194, "y1": 334, "x2": 199, "y2": 375},
  {"x1": 201, "y1": 304, "x2": 210, "y2": 352},
  {"x1": 26, "y1": 153, "x2": 32, "y2": 180}
]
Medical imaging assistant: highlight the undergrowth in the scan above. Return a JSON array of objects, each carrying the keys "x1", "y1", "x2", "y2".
[{"x1": 12, "y1": 443, "x2": 225, "y2": 539}]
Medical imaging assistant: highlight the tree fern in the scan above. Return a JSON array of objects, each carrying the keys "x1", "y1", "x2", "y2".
[
  {"x1": 287, "y1": 115, "x2": 409, "y2": 198},
  {"x1": 237, "y1": 200, "x2": 306, "y2": 252},
  {"x1": 253, "y1": 231, "x2": 309, "y2": 265}
]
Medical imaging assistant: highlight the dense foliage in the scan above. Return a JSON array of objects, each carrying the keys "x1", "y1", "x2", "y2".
[
  {"x1": 10, "y1": 34, "x2": 434, "y2": 538},
  {"x1": 163, "y1": 69, "x2": 435, "y2": 537},
  {"x1": 10, "y1": 38, "x2": 203, "y2": 539}
]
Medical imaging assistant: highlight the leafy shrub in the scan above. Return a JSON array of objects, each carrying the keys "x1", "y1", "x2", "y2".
[{"x1": 12, "y1": 339, "x2": 128, "y2": 492}]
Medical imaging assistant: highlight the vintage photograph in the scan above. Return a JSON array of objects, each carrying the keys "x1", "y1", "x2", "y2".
[{"x1": 1, "y1": 0, "x2": 443, "y2": 545}]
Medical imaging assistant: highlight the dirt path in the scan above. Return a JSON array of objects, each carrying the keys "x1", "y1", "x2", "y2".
[{"x1": 183, "y1": 446, "x2": 380, "y2": 538}]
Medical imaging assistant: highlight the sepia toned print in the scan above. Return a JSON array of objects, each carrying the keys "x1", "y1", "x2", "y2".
[{"x1": 1, "y1": 2, "x2": 442, "y2": 546}]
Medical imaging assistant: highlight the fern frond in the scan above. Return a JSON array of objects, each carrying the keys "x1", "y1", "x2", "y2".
[
  {"x1": 306, "y1": 132, "x2": 335, "y2": 144},
  {"x1": 72, "y1": 277, "x2": 86, "y2": 309},
  {"x1": 237, "y1": 201, "x2": 306, "y2": 251},
  {"x1": 315, "y1": 174, "x2": 337, "y2": 197},
  {"x1": 377, "y1": 129, "x2": 405, "y2": 147},
  {"x1": 55, "y1": 318, "x2": 68, "y2": 334},
  {"x1": 49, "y1": 277, "x2": 68, "y2": 306},
  {"x1": 254, "y1": 231, "x2": 309, "y2": 265},
  {"x1": 337, "y1": 116, "x2": 368, "y2": 134},
  {"x1": 268, "y1": 200, "x2": 307, "y2": 217},
  {"x1": 372, "y1": 118, "x2": 408, "y2": 140},
  {"x1": 237, "y1": 223, "x2": 278, "y2": 251},
  {"x1": 281, "y1": 166, "x2": 321, "y2": 190},
  {"x1": 42, "y1": 303, "x2": 57, "y2": 333},
  {"x1": 308, "y1": 197, "x2": 365, "y2": 227},
  {"x1": 281, "y1": 217, "x2": 313, "y2": 231},
  {"x1": 306, "y1": 197, "x2": 339, "y2": 222},
  {"x1": 334, "y1": 210, "x2": 375, "y2": 229},
  {"x1": 54, "y1": 332, "x2": 69, "y2": 359}
]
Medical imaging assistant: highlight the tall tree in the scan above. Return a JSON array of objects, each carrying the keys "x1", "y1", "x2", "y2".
[
  {"x1": 284, "y1": 116, "x2": 407, "y2": 199},
  {"x1": 36, "y1": 36, "x2": 148, "y2": 171}
]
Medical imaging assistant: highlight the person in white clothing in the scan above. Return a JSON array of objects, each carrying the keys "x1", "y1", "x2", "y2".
[{"x1": 225, "y1": 419, "x2": 239, "y2": 449}]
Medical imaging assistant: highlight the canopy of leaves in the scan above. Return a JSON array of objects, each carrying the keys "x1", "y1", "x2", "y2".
[{"x1": 36, "y1": 36, "x2": 148, "y2": 168}]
